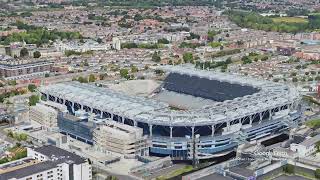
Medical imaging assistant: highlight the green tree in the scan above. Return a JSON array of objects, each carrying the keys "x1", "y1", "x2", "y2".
[
  {"x1": 97, "y1": 38, "x2": 103, "y2": 44},
  {"x1": 120, "y1": 68, "x2": 129, "y2": 79},
  {"x1": 8, "y1": 80, "x2": 17, "y2": 86},
  {"x1": 241, "y1": 56, "x2": 252, "y2": 64},
  {"x1": 27, "y1": 84, "x2": 37, "y2": 92},
  {"x1": 283, "y1": 164, "x2": 295, "y2": 174},
  {"x1": 88, "y1": 74, "x2": 96, "y2": 82},
  {"x1": 152, "y1": 51, "x2": 161, "y2": 62},
  {"x1": 261, "y1": 56, "x2": 269, "y2": 61},
  {"x1": 207, "y1": 30, "x2": 219, "y2": 42},
  {"x1": 7, "y1": 130, "x2": 14, "y2": 138},
  {"x1": 20, "y1": 48, "x2": 29, "y2": 57},
  {"x1": 158, "y1": 38, "x2": 170, "y2": 44},
  {"x1": 183, "y1": 52, "x2": 193, "y2": 63},
  {"x1": 18, "y1": 133, "x2": 28, "y2": 141},
  {"x1": 155, "y1": 69, "x2": 164, "y2": 75},
  {"x1": 33, "y1": 51, "x2": 41, "y2": 58},
  {"x1": 77, "y1": 76, "x2": 88, "y2": 83},
  {"x1": 29, "y1": 95, "x2": 39, "y2": 106},
  {"x1": 131, "y1": 66, "x2": 138, "y2": 73},
  {"x1": 134, "y1": 14, "x2": 143, "y2": 21},
  {"x1": 316, "y1": 141, "x2": 320, "y2": 152},
  {"x1": 315, "y1": 169, "x2": 320, "y2": 179}
]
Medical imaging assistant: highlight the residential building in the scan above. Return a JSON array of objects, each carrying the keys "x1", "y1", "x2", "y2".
[
  {"x1": 0, "y1": 145, "x2": 92, "y2": 180},
  {"x1": 0, "y1": 56, "x2": 53, "y2": 80},
  {"x1": 54, "y1": 40, "x2": 110, "y2": 53}
]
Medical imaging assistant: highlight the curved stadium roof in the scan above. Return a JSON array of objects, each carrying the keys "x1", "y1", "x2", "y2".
[{"x1": 40, "y1": 65, "x2": 300, "y2": 126}]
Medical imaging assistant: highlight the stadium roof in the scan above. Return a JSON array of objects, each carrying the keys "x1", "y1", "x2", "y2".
[{"x1": 40, "y1": 65, "x2": 300, "y2": 126}]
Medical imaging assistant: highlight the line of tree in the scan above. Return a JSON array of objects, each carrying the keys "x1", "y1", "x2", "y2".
[
  {"x1": 211, "y1": 49, "x2": 241, "y2": 58},
  {"x1": 226, "y1": 10, "x2": 320, "y2": 33},
  {"x1": 1, "y1": 21, "x2": 82, "y2": 46},
  {"x1": 179, "y1": 42, "x2": 204, "y2": 49},
  {"x1": 195, "y1": 57, "x2": 232, "y2": 70},
  {"x1": 121, "y1": 42, "x2": 161, "y2": 49}
]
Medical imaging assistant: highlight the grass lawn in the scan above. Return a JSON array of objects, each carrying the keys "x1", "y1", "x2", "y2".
[
  {"x1": 272, "y1": 17, "x2": 308, "y2": 23},
  {"x1": 157, "y1": 165, "x2": 194, "y2": 180},
  {"x1": 306, "y1": 119, "x2": 320, "y2": 129}
]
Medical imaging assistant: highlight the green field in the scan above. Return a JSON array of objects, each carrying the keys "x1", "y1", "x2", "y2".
[
  {"x1": 272, "y1": 17, "x2": 308, "y2": 23},
  {"x1": 306, "y1": 119, "x2": 320, "y2": 129},
  {"x1": 156, "y1": 165, "x2": 193, "y2": 180}
]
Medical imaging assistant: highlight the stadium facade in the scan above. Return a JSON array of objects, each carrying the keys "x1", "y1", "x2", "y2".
[{"x1": 39, "y1": 65, "x2": 301, "y2": 160}]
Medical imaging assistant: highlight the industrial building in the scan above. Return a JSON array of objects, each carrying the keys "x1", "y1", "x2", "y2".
[
  {"x1": 94, "y1": 121, "x2": 149, "y2": 157},
  {"x1": 39, "y1": 65, "x2": 301, "y2": 161},
  {"x1": 0, "y1": 145, "x2": 92, "y2": 180}
]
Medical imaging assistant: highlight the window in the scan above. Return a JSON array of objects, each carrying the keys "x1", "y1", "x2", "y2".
[
  {"x1": 153, "y1": 144, "x2": 167, "y2": 148},
  {"x1": 37, "y1": 174, "x2": 43, "y2": 177}
]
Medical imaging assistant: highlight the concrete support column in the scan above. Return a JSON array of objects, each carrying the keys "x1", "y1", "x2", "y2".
[
  {"x1": 289, "y1": 103, "x2": 293, "y2": 110},
  {"x1": 46, "y1": 93, "x2": 49, "y2": 100},
  {"x1": 71, "y1": 102, "x2": 75, "y2": 113},
  {"x1": 133, "y1": 121, "x2": 137, "y2": 127},
  {"x1": 121, "y1": 117, "x2": 124, "y2": 123},
  {"x1": 110, "y1": 113, "x2": 114, "y2": 120},
  {"x1": 81, "y1": 104, "x2": 84, "y2": 110},
  {"x1": 149, "y1": 124, "x2": 153, "y2": 137},
  {"x1": 226, "y1": 121, "x2": 230, "y2": 131},
  {"x1": 249, "y1": 115, "x2": 253, "y2": 125},
  {"x1": 63, "y1": 98, "x2": 66, "y2": 105},
  {"x1": 91, "y1": 108, "x2": 94, "y2": 113},
  {"x1": 191, "y1": 126, "x2": 195, "y2": 138},
  {"x1": 211, "y1": 125, "x2": 215, "y2": 137},
  {"x1": 100, "y1": 111, "x2": 103, "y2": 118},
  {"x1": 259, "y1": 112, "x2": 262, "y2": 121},
  {"x1": 54, "y1": 96, "x2": 57, "y2": 102},
  {"x1": 269, "y1": 109, "x2": 272, "y2": 120},
  {"x1": 170, "y1": 126, "x2": 173, "y2": 138}
]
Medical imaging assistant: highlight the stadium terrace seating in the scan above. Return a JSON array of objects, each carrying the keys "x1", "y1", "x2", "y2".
[{"x1": 163, "y1": 73, "x2": 259, "y2": 102}]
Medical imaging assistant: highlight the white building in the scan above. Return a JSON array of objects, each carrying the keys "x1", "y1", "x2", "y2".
[
  {"x1": 0, "y1": 145, "x2": 92, "y2": 180},
  {"x1": 112, "y1": 37, "x2": 121, "y2": 50},
  {"x1": 29, "y1": 103, "x2": 58, "y2": 130},
  {"x1": 290, "y1": 134, "x2": 320, "y2": 157}
]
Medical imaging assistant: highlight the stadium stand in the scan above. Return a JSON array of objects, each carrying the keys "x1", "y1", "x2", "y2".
[{"x1": 163, "y1": 73, "x2": 259, "y2": 102}]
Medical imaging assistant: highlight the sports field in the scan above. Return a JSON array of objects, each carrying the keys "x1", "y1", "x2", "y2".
[{"x1": 272, "y1": 17, "x2": 308, "y2": 23}]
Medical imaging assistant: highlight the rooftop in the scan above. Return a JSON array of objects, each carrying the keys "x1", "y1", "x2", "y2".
[
  {"x1": 0, "y1": 161, "x2": 60, "y2": 180},
  {"x1": 34, "y1": 145, "x2": 86, "y2": 164},
  {"x1": 300, "y1": 134, "x2": 320, "y2": 147}
]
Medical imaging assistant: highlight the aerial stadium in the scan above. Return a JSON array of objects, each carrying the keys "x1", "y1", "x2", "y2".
[{"x1": 39, "y1": 65, "x2": 301, "y2": 160}]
